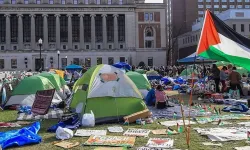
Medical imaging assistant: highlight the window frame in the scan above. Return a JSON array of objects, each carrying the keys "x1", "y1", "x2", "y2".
[{"x1": 11, "y1": 59, "x2": 17, "y2": 69}]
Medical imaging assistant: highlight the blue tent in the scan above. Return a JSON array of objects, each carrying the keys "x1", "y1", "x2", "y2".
[
  {"x1": 113, "y1": 62, "x2": 131, "y2": 70},
  {"x1": 178, "y1": 52, "x2": 208, "y2": 63},
  {"x1": 65, "y1": 64, "x2": 83, "y2": 71}
]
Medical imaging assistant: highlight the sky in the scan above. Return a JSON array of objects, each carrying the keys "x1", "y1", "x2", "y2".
[{"x1": 145, "y1": 0, "x2": 163, "y2": 3}]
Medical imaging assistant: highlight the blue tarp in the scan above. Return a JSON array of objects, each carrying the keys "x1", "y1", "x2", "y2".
[
  {"x1": 113, "y1": 62, "x2": 131, "y2": 70},
  {"x1": 65, "y1": 64, "x2": 83, "y2": 70},
  {"x1": 0, "y1": 122, "x2": 41, "y2": 149},
  {"x1": 178, "y1": 52, "x2": 208, "y2": 63},
  {"x1": 222, "y1": 103, "x2": 249, "y2": 113}
]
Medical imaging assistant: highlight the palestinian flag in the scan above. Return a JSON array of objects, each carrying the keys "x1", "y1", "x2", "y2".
[{"x1": 197, "y1": 10, "x2": 250, "y2": 70}]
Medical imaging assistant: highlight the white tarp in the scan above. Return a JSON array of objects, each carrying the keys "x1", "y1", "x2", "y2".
[
  {"x1": 88, "y1": 65, "x2": 142, "y2": 99},
  {"x1": 195, "y1": 127, "x2": 250, "y2": 141}
]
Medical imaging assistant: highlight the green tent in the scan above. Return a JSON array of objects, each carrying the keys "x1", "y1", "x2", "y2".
[
  {"x1": 126, "y1": 71, "x2": 151, "y2": 90},
  {"x1": 12, "y1": 76, "x2": 55, "y2": 95},
  {"x1": 71, "y1": 64, "x2": 147, "y2": 124},
  {"x1": 135, "y1": 69, "x2": 146, "y2": 74},
  {"x1": 38, "y1": 72, "x2": 66, "y2": 90},
  {"x1": 216, "y1": 61, "x2": 231, "y2": 67}
]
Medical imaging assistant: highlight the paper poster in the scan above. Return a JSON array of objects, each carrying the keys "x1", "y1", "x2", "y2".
[
  {"x1": 160, "y1": 120, "x2": 196, "y2": 127},
  {"x1": 123, "y1": 128, "x2": 150, "y2": 137},
  {"x1": 146, "y1": 138, "x2": 174, "y2": 149},
  {"x1": 75, "y1": 129, "x2": 107, "y2": 137},
  {"x1": 84, "y1": 135, "x2": 135, "y2": 148},
  {"x1": 108, "y1": 126, "x2": 124, "y2": 133},
  {"x1": 151, "y1": 129, "x2": 167, "y2": 135}
]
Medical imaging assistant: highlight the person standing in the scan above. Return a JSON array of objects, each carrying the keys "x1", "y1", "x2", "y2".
[
  {"x1": 212, "y1": 64, "x2": 221, "y2": 93},
  {"x1": 229, "y1": 67, "x2": 243, "y2": 96},
  {"x1": 220, "y1": 66, "x2": 227, "y2": 93}
]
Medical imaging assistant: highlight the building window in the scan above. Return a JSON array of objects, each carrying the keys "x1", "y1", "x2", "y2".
[
  {"x1": 206, "y1": 5, "x2": 211, "y2": 8},
  {"x1": 60, "y1": 15, "x2": 68, "y2": 42},
  {"x1": 48, "y1": 15, "x2": 56, "y2": 42},
  {"x1": 198, "y1": 0, "x2": 203, "y2": 2},
  {"x1": 0, "y1": 59, "x2": 4, "y2": 69},
  {"x1": 214, "y1": 0, "x2": 219, "y2": 2},
  {"x1": 237, "y1": 0, "x2": 242, "y2": 2},
  {"x1": 145, "y1": 27, "x2": 154, "y2": 48},
  {"x1": 119, "y1": 0, "x2": 122, "y2": 4},
  {"x1": 108, "y1": 0, "x2": 111, "y2": 4},
  {"x1": 61, "y1": 58, "x2": 67, "y2": 69},
  {"x1": 118, "y1": 15, "x2": 125, "y2": 42},
  {"x1": 63, "y1": 45, "x2": 66, "y2": 49},
  {"x1": 23, "y1": 15, "x2": 31, "y2": 42},
  {"x1": 35, "y1": 15, "x2": 43, "y2": 42},
  {"x1": 61, "y1": 0, "x2": 65, "y2": 4},
  {"x1": 74, "y1": 45, "x2": 78, "y2": 49},
  {"x1": 97, "y1": 45, "x2": 101, "y2": 49},
  {"x1": 72, "y1": 15, "x2": 80, "y2": 42},
  {"x1": 222, "y1": 5, "x2": 227, "y2": 8},
  {"x1": 229, "y1": 0, "x2": 234, "y2": 2},
  {"x1": 233, "y1": 24, "x2": 236, "y2": 31},
  {"x1": 198, "y1": 11, "x2": 204, "y2": 15},
  {"x1": 85, "y1": 58, "x2": 91, "y2": 67},
  {"x1": 120, "y1": 57, "x2": 125, "y2": 62},
  {"x1": 11, "y1": 0, "x2": 16, "y2": 4},
  {"x1": 182, "y1": 39, "x2": 185, "y2": 44},
  {"x1": 198, "y1": 5, "x2": 204, "y2": 8},
  {"x1": 84, "y1": 15, "x2": 91, "y2": 42},
  {"x1": 120, "y1": 45, "x2": 123, "y2": 49},
  {"x1": 108, "y1": 57, "x2": 114, "y2": 65},
  {"x1": 230, "y1": 5, "x2": 235, "y2": 8},
  {"x1": 24, "y1": 0, "x2": 29, "y2": 4},
  {"x1": 95, "y1": 15, "x2": 103, "y2": 42},
  {"x1": 73, "y1": 58, "x2": 80, "y2": 65},
  {"x1": 11, "y1": 59, "x2": 17, "y2": 69},
  {"x1": 206, "y1": 0, "x2": 210, "y2": 2},
  {"x1": 10, "y1": 15, "x2": 18, "y2": 43},
  {"x1": 109, "y1": 45, "x2": 112, "y2": 49},
  {"x1": 36, "y1": 0, "x2": 41, "y2": 4},
  {"x1": 149, "y1": 13, "x2": 153, "y2": 21},
  {"x1": 145, "y1": 13, "x2": 149, "y2": 21},
  {"x1": 196, "y1": 35, "x2": 198, "y2": 41},
  {"x1": 222, "y1": 0, "x2": 226, "y2": 2},
  {"x1": 73, "y1": 0, "x2": 78, "y2": 4},
  {"x1": 97, "y1": 57, "x2": 102, "y2": 65},
  {"x1": 49, "y1": 0, "x2": 53, "y2": 4},
  {"x1": 96, "y1": 0, "x2": 100, "y2": 4},
  {"x1": 107, "y1": 15, "x2": 114, "y2": 42},
  {"x1": 246, "y1": 0, "x2": 250, "y2": 2},
  {"x1": 148, "y1": 57, "x2": 153, "y2": 66},
  {"x1": 0, "y1": 0, "x2": 3, "y2": 4},
  {"x1": 245, "y1": 5, "x2": 250, "y2": 8},
  {"x1": 241, "y1": 24, "x2": 244, "y2": 32},
  {"x1": 214, "y1": 5, "x2": 219, "y2": 8},
  {"x1": 1, "y1": 46, "x2": 4, "y2": 50},
  {"x1": 0, "y1": 15, "x2": 6, "y2": 43},
  {"x1": 86, "y1": 45, "x2": 89, "y2": 49},
  {"x1": 237, "y1": 5, "x2": 242, "y2": 8},
  {"x1": 85, "y1": 0, "x2": 88, "y2": 4},
  {"x1": 214, "y1": 11, "x2": 220, "y2": 14},
  {"x1": 13, "y1": 46, "x2": 17, "y2": 50}
]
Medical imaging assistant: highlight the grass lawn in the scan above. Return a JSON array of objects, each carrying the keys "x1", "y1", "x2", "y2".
[{"x1": 0, "y1": 93, "x2": 249, "y2": 150}]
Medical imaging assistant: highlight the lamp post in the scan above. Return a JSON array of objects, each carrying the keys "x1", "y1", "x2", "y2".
[
  {"x1": 57, "y1": 50, "x2": 60, "y2": 70},
  {"x1": 38, "y1": 38, "x2": 43, "y2": 72}
]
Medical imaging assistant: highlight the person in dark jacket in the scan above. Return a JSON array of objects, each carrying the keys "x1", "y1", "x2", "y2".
[{"x1": 212, "y1": 64, "x2": 220, "y2": 93}]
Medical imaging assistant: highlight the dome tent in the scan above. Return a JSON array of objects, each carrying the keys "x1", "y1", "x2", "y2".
[
  {"x1": 5, "y1": 76, "x2": 62, "y2": 107},
  {"x1": 71, "y1": 64, "x2": 147, "y2": 124},
  {"x1": 126, "y1": 72, "x2": 151, "y2": 90}
]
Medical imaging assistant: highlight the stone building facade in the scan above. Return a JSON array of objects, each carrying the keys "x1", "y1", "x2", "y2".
[{"x1": 0, "y1": 0, "x2": 166, "y2": 71}]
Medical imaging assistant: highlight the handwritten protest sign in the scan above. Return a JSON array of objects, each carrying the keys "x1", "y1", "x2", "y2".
[
  {"x1": 123, "y1": 128, "x2": 150, "y2": 137},
  {"x1": 75, "y1": 129, "x2": 107, "y2": 137},
  {"x1": 108, "y1": 126, "x2": 124, "y2": 133},
  {"x1": 151, "y1": 129, "x2": 167, "y2": 135},
  {"x1": 84, "y1": 135, "x2": 135, "y2": 148},
  {"x1": 31, "y1": 89, "x2": 55, "y2": 115},
  {"x1": 146, "y1": 138, "x2": 174, "y2": 149}
]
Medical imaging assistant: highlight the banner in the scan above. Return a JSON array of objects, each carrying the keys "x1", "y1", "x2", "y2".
[
  {"x1": 84, "y1": 135, "x2": 135, "y2": 148},
  {"x1": 75, "y1": 130, "x2": 107, "y2": 137},
  {"x1": 146, "y1": 138, "x2": 174, "y2": 149},
  {"x1": 123, "y1": 128, "x2": 150, "y2": 137}
]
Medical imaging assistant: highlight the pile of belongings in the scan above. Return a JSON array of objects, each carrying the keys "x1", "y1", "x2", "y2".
[{"x1": 222, "y1": 103, "x2": 249, "y2": 113}]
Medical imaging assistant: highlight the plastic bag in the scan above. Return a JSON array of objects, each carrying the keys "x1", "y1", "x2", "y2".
[
  {"x1": 81, "y1": 110, "x2": 95, "y2": 127},
  {"x1": 56, "y1": 127, "x2": 73, "y2": 140}
]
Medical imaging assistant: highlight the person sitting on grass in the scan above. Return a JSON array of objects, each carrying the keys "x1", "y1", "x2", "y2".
[
  {"x1": 145, "y1": 84, "x2": 156, "y2": 106},
  {"x1": 155, "y1": 85, "x2": 167, "y2": 109}
]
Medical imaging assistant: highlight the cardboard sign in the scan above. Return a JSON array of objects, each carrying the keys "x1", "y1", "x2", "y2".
[
  {"x1": 146, "y1": 138, "x2": 174, "y2": 149},
  {"x1": 84, "y1": 135, "x2": 135, "y2": 148},
  {"x1": 54, "y1": 141, "x2": 79, "y2": 149},
  {"x1": 123, "y1": 128, "x2": 150, "y2": 137},
  {"x1": 31, "y1": 89, "x2": 55, "y2": 115},
  {"x1": 151, "y1": 129, "x2": 167, "y2": 135},
  {"x1": 75, "y1": 129, "x2": 107, "y2": 137},
  {"x1": 108, "y1": 126, "x2": 124, "y2": 133}
]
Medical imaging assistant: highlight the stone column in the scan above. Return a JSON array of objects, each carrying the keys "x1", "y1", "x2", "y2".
[
  {"x1": 67, "y1": 14, "x2": 72, "y2": 50},
  {"x1": 30, "y1": 14, "x2": 36, "y2": 50},
  {"x1": 90, "y1": 14, "x2": 96, "y2": 49},
  {"x1": 102, "y1": 14, "x2": 107, "y2": 49},
  {"x1": 55, "y1": 14, "x2": 61, "y2": 50},
  {"x1": 79, "y1": 14, "x2": 84, "y2": 49},
  {"x1": 113, "y1": 14, "x2": 119, "y2": 49},
  {"x1": 5, "y1": 14, "x2": 11, "y2": 50},
  {"x1": 43, "y1": 14, "x2": 48, "y2": 50},
  {"x1": 17, "y1": 14, "x2": 23, "y2": 50}
]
